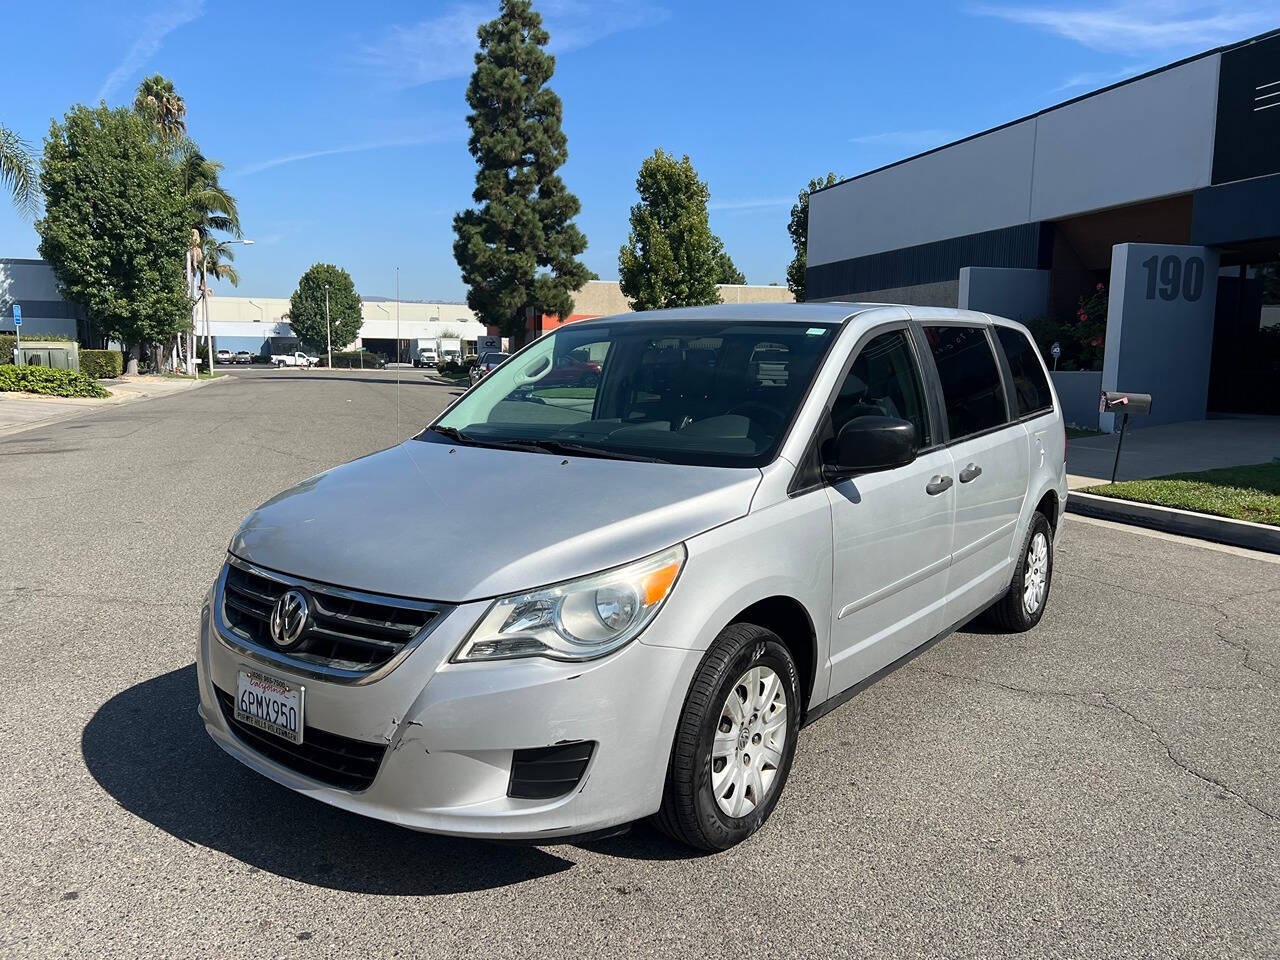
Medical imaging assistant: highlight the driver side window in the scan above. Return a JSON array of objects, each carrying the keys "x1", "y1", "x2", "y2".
[{"x1": 830, "y1": 330, "x2": 931, "y2": 448}]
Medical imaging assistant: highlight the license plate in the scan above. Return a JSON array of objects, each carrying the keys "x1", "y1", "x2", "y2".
[{"x1": 234, "y1": 670, "x2": 304, "y2": 744}]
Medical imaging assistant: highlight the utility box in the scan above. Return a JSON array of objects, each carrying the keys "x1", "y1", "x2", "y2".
[{"x1": 16, "y1": 340, "x2": 80, "y2": 372}]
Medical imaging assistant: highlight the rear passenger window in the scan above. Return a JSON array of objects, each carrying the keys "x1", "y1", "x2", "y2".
[
  {"x1": 923, "y1": 326, "x2": 1008, "y2": 439},
  {"x1": 995, "y1": 327, "x2": 1053, "y2": 417}
]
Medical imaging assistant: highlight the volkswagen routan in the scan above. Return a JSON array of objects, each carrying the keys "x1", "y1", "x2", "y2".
[{"x1": 197, "y1": 303, "x2": 1067, "y2": 851}]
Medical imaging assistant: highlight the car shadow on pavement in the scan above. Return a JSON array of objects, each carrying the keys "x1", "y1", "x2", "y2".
[{"x1": 80, "y1": 665, "x2": 576, "y2": 895}]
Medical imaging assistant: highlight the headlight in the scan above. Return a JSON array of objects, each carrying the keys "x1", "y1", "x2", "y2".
[{"x1": 453, "y1": 545, "x2": 686, "y2": 662}]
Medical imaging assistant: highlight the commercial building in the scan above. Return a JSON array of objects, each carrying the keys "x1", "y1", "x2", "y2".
[
  {"x1": 0, "y1": 259, "x2": 82, "y2": 339},
  {"x1": 202, "y1": 296, "x2": 486, "y2": 361},
  {"x1": 516, "y1": 279, "x2": 795, "y2": 340},
  {"x1": 807, "y1": 29, "x2": 1280, "y2": 428}
]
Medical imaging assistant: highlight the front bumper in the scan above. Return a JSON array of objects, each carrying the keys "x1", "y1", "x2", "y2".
[{"x1": 196, "y1": 582, "x2": 701, "y2": 840}]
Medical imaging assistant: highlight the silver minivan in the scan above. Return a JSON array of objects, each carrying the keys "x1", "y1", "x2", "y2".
[{"x1": 197, "y1": 303, "x2": 1067, "y2": 851}]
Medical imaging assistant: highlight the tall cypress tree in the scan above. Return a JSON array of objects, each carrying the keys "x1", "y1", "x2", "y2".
[{"x1": 453, "y1": 0, "x2": 590, "y2": 344}]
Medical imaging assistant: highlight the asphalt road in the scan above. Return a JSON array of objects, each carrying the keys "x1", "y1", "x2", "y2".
[{"x1": 1, "y1": 371, "x2": 1277, "y2": 959}]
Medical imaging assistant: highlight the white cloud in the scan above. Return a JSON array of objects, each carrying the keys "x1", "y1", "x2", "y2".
[
  {"x1": 232, "y1": 136, "x2": 450, "y2": 177},
  {"x1": 97, "y1": 0, "x2": 204, "y2": 101},
  {"x1": 356, "y1": 0, "x2": 669, "y2": 88},
  {"x1": 970, "y1": 1, "x2": 1274, "y2": 54},
  {"x1": 848, "y1": 129, "x2": 961, "y2": 148},
  {"x1": 1051, "y1": 63, "x2": 1150, "y2": 92}
]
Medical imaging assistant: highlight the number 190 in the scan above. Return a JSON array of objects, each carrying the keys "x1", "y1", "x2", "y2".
[{"x1": 1142, "y1": 254, "x2": 1204, "y2": 303}]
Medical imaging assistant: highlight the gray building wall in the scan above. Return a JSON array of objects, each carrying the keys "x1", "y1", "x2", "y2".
[
  {"x1": 0, "y1": 259, "x2": 79, "y2": 337},
  {"x1": 813, "y1": 280, "x2": 958, "y2": 308},
  {"x1": 958, "y1": 267, "x2": 1049, "y2": 322},
  {"x1": 1030, "y1": 54, "x2": 1219, "y2": 221},
  {"x1": 808, "y1": 120, "x2": 1037, "y2": 268},
  {"x1": 808, "y1": 54, "x2": 1223, "y2": 274}
]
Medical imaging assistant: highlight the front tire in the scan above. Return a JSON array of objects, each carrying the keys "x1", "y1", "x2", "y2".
[
  {"x1": 984, "y1": 512, "x2": 1053, "y2": 631},
  {"x1": 654, "y1": 623, "x2": 801, "y2": 851}
]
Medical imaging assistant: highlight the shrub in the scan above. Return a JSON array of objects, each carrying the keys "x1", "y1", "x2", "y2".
[
  {"x1": 80, "y1": 349, "x2": 124, "y2": 379},
  {"x1": 0, "y1": 335, "x2": 12, "y2": 364},
  {"x1": 0, "y1": 364, "x2": 109, "y2": 398}
]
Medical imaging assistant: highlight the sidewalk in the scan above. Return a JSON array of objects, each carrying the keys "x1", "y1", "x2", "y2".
[
  {"x1": 0, "y1": 374, "x2": 228, "y2": 437},
  {"x1": 1067, "y1": 416, "x2": 1280, "y2": 489}
]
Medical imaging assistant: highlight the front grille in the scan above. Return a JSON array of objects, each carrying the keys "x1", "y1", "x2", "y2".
[
  {"x1": 508, "y1": 742, "x2": 595, "y2": 800},
  {"x1": 221, "y1": 558, "x2": 445, "y2": 675},
  {"x1": 215, "y1": 687, "x2": 385, "y2": 791}
]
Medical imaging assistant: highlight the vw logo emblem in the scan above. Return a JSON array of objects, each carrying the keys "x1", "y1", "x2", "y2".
[{"x1": 269, "y1": 589, "x2": 309, "y2": 649}]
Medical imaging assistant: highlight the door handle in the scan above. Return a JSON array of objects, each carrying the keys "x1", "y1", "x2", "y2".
[
  {"x1": 959, "y1": 463, "x2": 983, "y2": 483},
  {"x1": 925, "y1": 475, "x2": 953, "y2": 496}
]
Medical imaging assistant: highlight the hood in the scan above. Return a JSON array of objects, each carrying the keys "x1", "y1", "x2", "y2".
[{"x1": 230, "y1": 440, "x2": 761, "y2": 602}]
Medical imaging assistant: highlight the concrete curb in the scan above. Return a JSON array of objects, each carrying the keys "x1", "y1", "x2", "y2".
[{"x1": 1066, "y1": 490, "x2": 1280, "y2": 554}]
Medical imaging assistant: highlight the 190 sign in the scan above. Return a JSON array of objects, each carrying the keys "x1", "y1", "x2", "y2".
[{"x1": 1141, "y1": 253, "x2": 1205, "y2": 303}]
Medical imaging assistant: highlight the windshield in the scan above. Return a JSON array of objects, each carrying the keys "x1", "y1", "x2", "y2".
[{"x1": 423, "y1": 319, "x2": 839, "y2": 467}]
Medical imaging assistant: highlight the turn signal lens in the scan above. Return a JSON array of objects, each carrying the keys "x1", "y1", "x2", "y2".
[{"x1": 453, "y1": 544, "x2": 687, "y2": 663}]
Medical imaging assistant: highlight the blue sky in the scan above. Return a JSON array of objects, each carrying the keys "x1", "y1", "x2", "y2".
[{"x1": 1, "y1": 1, "x2": 1273, "y2": 301}]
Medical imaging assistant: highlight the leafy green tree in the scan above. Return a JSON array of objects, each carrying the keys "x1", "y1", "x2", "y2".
[
  {"x1": 288, "y1": 263, "x2": 362, "y2": 353},
  {"x1": 36, "y1": 105, "x2": 191, "y2": 374},
  {"x1": 619, "y1": 150, "x2": 727, "y2": 310},
  {"x1": 713, "y1": 240, "x2": 746, "y2": 285},
  {"x1": 134, "y1": 74, "x2": 187, "y2": 142},
  {"x1": 453, "y1": 0, "x2": 590, "y2": 344},
  {"x1": 0, "y1": 123, "x2": 38, "y2": 216},
  {"x1": 786, "y1": 173, "x2": 838, "y2": 302}
]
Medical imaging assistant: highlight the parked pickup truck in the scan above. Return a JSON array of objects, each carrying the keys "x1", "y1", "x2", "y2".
[{"x1": 271, "y1": 351, "x2": 319, "y2": 368}]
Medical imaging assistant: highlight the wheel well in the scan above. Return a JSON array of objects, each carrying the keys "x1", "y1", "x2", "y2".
[
  {"x1": 1035, "y1": 490, "x2": 1059, "y2": 530},
  {"x1": 732, "y1": 596, "x2": 816, "y2": 715}
]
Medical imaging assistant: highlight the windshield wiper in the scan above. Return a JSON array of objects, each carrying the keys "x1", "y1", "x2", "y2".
[
  {"x1": 429, "y1": 425, "x2": 476, "y2": 444},
  {"x1": 530, "y1": 439, "x2": 668, "y2": 463},
  {"x1": 431, "y1": 428, "x2": 666, "y2": 463}
]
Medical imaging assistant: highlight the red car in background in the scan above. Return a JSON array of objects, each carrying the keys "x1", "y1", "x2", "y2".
[{"x1": 537, "y1": 352, "x2": 602, "y2": 387}]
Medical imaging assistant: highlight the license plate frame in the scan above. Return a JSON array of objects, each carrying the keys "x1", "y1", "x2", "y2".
[{"x1": 234, "y1": 669, "x2": 305, "y2": 745}]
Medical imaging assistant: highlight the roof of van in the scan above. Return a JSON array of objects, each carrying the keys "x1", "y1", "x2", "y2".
[{"x1": 577, "y1": 302, "x2": 995, "y2": 325}]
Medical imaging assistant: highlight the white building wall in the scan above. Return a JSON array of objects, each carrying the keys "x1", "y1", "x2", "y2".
[
  {"x1": 809, "y1": 55, "x2": 1223, "y2": 267},
  {"x1": 204, "y1": 296, "x2": 486, "y2": 351}
]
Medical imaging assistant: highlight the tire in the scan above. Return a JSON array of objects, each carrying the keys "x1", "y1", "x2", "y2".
[
  {"x1": 654, "y1": 623, "x2": 801, "y2": 852},
  {"x1": 983, "y1": 512, "x2": 1054, "y2": 632}
]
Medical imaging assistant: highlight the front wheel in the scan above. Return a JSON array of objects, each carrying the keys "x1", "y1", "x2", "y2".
[
  {"x1": 654, "y1": 623, "x2": 801, "y2": 851},
  {"x1": 983, "y1": 512, "x2": 1053, "y2": 631}
]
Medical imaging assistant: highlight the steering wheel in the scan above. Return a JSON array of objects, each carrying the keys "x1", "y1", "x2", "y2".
[{"x1": 725, "y1": 401, "x2": 785, "y2": 431}]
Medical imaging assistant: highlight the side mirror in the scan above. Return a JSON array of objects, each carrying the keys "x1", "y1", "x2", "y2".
[{"x1": 824, "y1": 415, "x2": 917, "y2": 480}]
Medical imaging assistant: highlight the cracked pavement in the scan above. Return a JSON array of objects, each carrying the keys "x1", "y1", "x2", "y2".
[{"x1": 1, "y1": 370, "x2": 1277, "y2": 959}]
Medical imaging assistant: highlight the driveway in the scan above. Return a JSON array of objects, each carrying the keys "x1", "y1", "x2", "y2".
[{"x1": 1, "y1": 372, "x2": 1277, "y2": 958}]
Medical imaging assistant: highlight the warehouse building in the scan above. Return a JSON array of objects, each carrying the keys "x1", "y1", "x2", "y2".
[{"x1": 807, "y1": 28, "x2": 1280, "y2": 428}]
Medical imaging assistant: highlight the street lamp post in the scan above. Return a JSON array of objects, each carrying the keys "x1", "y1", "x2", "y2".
[
  {"x1": 324, "y1": 283, "x2": 333, "y2": 369},
  {"x1": 204, "y1": 238, "x2": 253, "y2": 376}
]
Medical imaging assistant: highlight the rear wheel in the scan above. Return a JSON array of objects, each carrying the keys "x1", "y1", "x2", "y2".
[
  {"x1": 654, "y1": 623, "x2": 800, "y2": 851},
  {"x1": 984, "y1": 512, "x2": 1053, "y2": 631}
]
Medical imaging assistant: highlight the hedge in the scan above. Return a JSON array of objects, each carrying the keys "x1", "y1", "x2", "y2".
[
  {"x1": 80, "y1": 349, "x2": 124, "y2": 379},
  {"x1": 0, "y1": 364, "x2": 109, "y2": 398},
  {"x1": 318, "y1": 350, "x2": 387, "y2": 369}
]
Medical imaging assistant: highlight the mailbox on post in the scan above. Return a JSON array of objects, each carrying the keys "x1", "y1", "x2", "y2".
[{"x1": 1100, "y1": 391, "x2": 1153, "y2": 484}]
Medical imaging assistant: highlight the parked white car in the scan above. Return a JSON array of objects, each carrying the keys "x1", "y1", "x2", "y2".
[{"x1": 271, "y1": 351, "x2": 319, "y2": 368}]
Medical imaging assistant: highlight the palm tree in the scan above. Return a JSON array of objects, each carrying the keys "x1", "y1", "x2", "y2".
[
  {"x1": 133, "y1": 74, "x2": 187, "y2": 142},
  {"x1": 0, "y1": 122, "x2": 38, "y2": 216},
  {"x1": 178, "y1": 146, "x2": 240, "y2": 374},
  {"x1": 197, "y1": 236, "x2": 240, "y2": 373}
]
